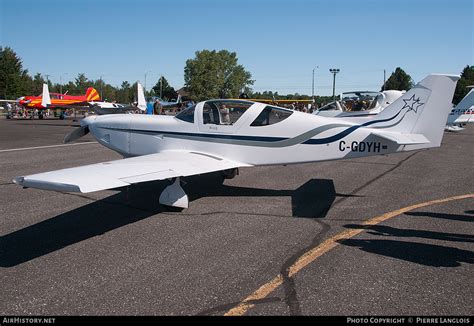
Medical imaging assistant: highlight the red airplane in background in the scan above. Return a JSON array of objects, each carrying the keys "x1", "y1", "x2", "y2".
[
  {"x1": 1, "y1": 84, "x2": 101, "y2": 119},
  {"x1": 19, "y1": 86, "x2": 100, "y2": 108}
]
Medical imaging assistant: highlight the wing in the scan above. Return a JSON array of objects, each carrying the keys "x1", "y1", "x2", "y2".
[
  {"x1": 13, "y1": 151, "x2": 249, "y2": 193},
  {"x1": 0, "y1": 99, "x2": 20, "y2": 103},
  {"x1": 45, "y1": 101, "x2": 93, "y2": 110}
]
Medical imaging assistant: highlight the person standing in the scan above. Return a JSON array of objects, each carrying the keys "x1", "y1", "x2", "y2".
[
  {"x1": 154, "y1": 99, "x2": 163, "y2": 115},
  {"x1": 220, "y1": 104, "x2": 230, "y2": 124}
]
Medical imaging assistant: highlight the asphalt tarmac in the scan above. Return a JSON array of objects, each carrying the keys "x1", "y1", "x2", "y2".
[{"x1": 0, "y1": 117, "x2": 472, "y2": 316}]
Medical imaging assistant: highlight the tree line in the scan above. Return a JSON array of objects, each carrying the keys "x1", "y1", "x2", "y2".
[
  {"x1": 1, "y1": 46, "x2": 472, "y2": 105},
  {"x1": 0, "y1": 47, "x2": 179, "y2": 103}
]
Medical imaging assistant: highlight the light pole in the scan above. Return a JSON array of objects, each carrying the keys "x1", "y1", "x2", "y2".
[
  {"x1": 312, "y1": 66, "x2": 319, "y2": 101},
  {"x1": 59, "y1": 73, "x2": 68, "y2": 95},
  {"x1": 160, "y1": 76, "x2": 163, "y2": 99},
  {"x1": 329, "y1": 68, "x2": 340, "y2": 101},
  {"x1": 144, "y1": 70, "x2": 152, "y2": 94}
]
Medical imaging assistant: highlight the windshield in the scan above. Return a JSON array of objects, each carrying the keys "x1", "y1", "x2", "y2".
[
  {"x1": 250, "y1": 106, "x2": 293, "y2": 126},
  {"x1": 341, "y1": 92, "x2": 378, "y2": 112},
  {"x1": 318, "y1": 102, "x2": 339, "y2": 111},
  {"x1": 175, "y1": 105, "x2": 195, "y2": 123},
  {"x1": 202, "y1": 100, "x2": 253, "y2": 125},
  {"x1": 369, "y1": 94, "x2": 384, "y2": 110}
]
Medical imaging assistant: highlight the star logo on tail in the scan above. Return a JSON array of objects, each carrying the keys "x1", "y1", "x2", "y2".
[{"x1": 402, "y1": 94, "x2": 424, "y2": 113}]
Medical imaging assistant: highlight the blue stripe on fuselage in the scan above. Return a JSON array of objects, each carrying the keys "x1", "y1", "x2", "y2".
[
  {"x1": 101, "y1": 108, "x2": 404, "y2": 146},
  {"x1": 103, "y1": 127, "x2": 287, "y2": 142},
  {"x1": 304, "y1": 109, "x2": 403, "y2": 144}
]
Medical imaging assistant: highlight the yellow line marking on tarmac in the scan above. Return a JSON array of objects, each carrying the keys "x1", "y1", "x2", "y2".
[{"x1": 225, "y1": 193, "x2": 474, "y2": 316}]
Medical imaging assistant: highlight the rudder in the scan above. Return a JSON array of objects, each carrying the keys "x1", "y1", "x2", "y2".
[{"x1": 86, "y1": 87, "x2": 100, "y2": 101}]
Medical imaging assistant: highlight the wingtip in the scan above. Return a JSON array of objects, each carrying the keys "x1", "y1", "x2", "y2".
[{"x1": 12, "y1": 177, "x2": 24, "y2": 186}]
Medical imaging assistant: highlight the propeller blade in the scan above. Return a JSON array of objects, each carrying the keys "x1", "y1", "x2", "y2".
[{"x1": 64, "y1": 126, "x2": 89, "y2": 144}]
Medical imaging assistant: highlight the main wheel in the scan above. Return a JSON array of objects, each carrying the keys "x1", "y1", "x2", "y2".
[{"x1": 221, "y1": 168, "x2": 239, "y2": 179}]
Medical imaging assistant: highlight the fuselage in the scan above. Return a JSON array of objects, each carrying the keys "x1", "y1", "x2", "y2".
[
  {"x1": 446, "y1": 106, "x2": 473, "y2": 125},
  {"x1": 20, "y1": 87, "x2": 100, "y2": 109},
  {"x1": 83, "y1": 100, "x2": 402, "y2": 166}
]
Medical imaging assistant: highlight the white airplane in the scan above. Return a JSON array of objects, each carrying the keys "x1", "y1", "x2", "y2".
[
  {"x1": 13, "y1": 74, "x2": 458, "y2": 209},
  {"x1": 445, "y1": 88, "x2": 474, "y2": 132},
  {"x1": 313, "y1": 90, "x2": 405, "y2": 117},
  {"x1": 89, "y1": 83, "x2": 147, "y2": 115},
  {"x1": 147, "y1": 94, "x2": 182, "y2": 109}
]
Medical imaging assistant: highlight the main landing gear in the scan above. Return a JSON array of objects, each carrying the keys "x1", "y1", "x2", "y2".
[
  {"x1": 159, "y1": 178, "x2": 189, "y2": 209},
  {"x1": 158, "y1": 168, "x2": 240, "y2": 209},
  {"x1": 221, "y1": 168, "x2": 239, "y2": 179}
]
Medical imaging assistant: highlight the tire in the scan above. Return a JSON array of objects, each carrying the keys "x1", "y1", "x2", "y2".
[{"x1": 221, "y1": 168, "x2": 239, "y2": 179}]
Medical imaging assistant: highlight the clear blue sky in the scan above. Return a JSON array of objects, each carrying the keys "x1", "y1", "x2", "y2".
[{"x1": 1, "y1": 0, "x2": 472, "y2": 96}]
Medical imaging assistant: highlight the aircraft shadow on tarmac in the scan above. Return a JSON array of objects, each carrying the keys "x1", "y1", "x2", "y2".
[
  {"x1": 405, "y1": 211, "x2": 474, "y2": 222},
  {"x1": 339, "y1": 224, "x2": 474, "y2": 267},
  {"x1": 1, "y1": 173, "x2": 351, "y2": 267},
  {"x1": 185, "y1": 173, "x2": 348, "y2": 218}
]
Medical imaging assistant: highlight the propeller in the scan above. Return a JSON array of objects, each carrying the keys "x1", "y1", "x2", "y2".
[{"x1": 64, "y1": 126, "x2": 89, "y2": 143}]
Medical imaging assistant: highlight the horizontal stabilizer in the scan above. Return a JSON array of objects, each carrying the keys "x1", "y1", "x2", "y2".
[
  {"x1": 371, "y1": 131, "x2": 430, "y2": 145},
  {"x1": 445, "y1": 125, "x2": 465, "y2": 132}
]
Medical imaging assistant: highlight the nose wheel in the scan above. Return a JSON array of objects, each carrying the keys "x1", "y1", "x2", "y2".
[{"x1": 159, "y1": 177, "x2": 189, "y2": 209}]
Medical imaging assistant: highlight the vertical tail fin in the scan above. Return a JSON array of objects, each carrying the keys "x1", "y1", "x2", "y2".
[
  {"x1": 86, "y1": 87, "x2": 100, "y2": 101},
  {"x1": 41, "y1": 83, "x2": 51, "y2": 107},
  {"x1": 137, "y1": 82, "x2": 146, "y2": 111},
  {"x1": 369, "y1": 74, "x2": 459, "y2": 147}
]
